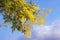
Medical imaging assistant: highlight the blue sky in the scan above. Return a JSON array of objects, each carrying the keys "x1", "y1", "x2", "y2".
[
  {"x1": 0, "y1": 0, "x2": 60, "y2": 40},
  {"x1": 35, "y1": 0, "x2": 60, "y2": 25}
]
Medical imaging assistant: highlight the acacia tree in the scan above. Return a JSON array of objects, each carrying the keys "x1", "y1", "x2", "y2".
[{"x1": 0, "y1": 0, "x2": 51, "y2": 38}]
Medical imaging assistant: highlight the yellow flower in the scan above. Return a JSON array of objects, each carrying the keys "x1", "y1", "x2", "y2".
[
  {"x1": 46, "y1": 8, "x2": 52, "y2": 12},
  {"x1": 26, "y1": 10, "x2": 35, "y2": 22},
  {"x1": 18, "y1": 0, "x2": 26, "y2": 7},
  {"x1": 24, "y1": 31, "x2": 31, "y2": 38},
  {"x1": 29, "y1": 8, "x2": 35, "y2": 12},
  {"x1": 22, "y1": 24, "x2": 32, "y2": 38},
  {"x1": 15, "y1": 15, "x2": 18, "y2": 20},
  {"x1": 21, "y1": 16, "x2": 26, "y2": 24},
  {"x1": 38, "y1": 17, "x2": 45, "y2": 25},
  {"x1": 32, "y1": 5, "x2": 39, "y2": 10},
  {"x1": 4, "y1": 2, "x2": 11, "y2": 9}
]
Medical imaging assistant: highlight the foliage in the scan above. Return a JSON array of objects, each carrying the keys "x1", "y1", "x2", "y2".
[{"x1": 0, "y1": 0, "x2": 51, "y2": 38}]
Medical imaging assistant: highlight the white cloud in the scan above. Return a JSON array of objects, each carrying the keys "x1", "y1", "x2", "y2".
[
  {"x1": 17, "y1": 19, "x2": 60, "y2": 40},
  {"x1": 32, "y1": 25, "x2": 51, "y2": 36}
]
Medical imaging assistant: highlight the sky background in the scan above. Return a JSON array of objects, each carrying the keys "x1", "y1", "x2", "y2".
[{"x1": 0, "y1": 0, "x2": 60, "y2": 40}]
